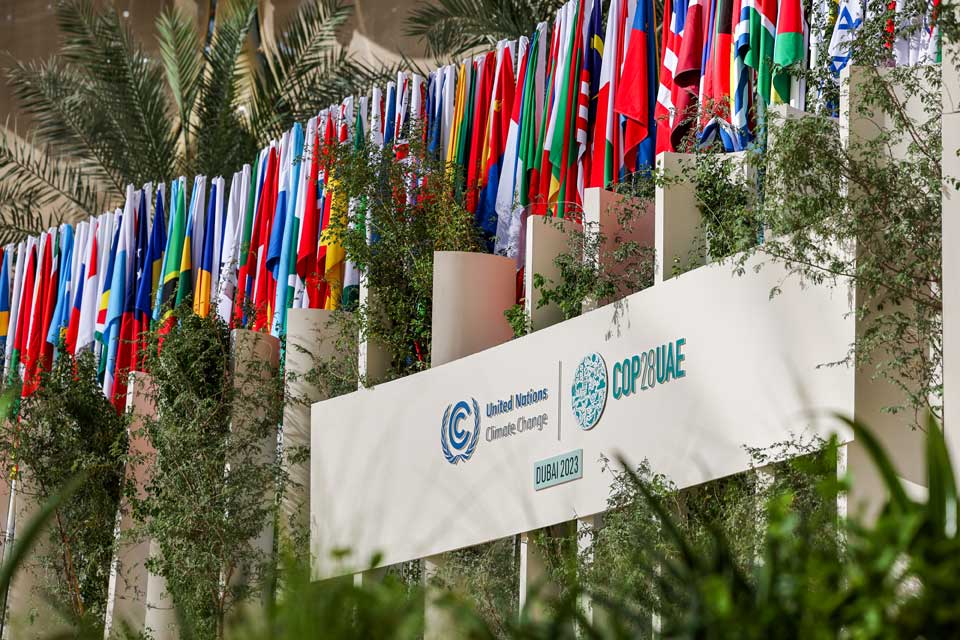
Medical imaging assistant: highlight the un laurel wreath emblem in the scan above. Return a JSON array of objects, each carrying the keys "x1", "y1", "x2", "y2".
[
  {"x1": 441, "y1": 398, "x2": 481, "y2": 464},
  {"x1": 571, "y1": 353, "x2": 608, "y2": 430}
]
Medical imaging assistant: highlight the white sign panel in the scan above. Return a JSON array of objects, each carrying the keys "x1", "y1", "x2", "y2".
[{"x1": 311, "y1": 256, "x2": 855, "y2": 576}]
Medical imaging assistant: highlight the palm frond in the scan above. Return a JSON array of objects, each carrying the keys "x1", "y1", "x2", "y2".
[
  {"x1": 54, "y1": 0, "x2": 178, "y2": 185},
  {"x1": 405, "y1": 0, "x2": 566, "y2": 58},
  {"x1": 0, "y1": 126, "x2": 107, "y2": 219},
  {"x1": 6, "y1": 56, "x2": 126, "y2": 194},
  {"x1": 250, "y1": 0, "x2": 392, "y2": 141},
  {"x1": 192, "y1": 0, "x2": 260, "y2": 178},
  {"x1": 157, "y1": 5, "x2": 204, "y2": 163}
]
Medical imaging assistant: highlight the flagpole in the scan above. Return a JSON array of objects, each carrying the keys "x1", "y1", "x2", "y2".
[{"x1": 0, "y1": 477, "x2": 17, "y2": 639}]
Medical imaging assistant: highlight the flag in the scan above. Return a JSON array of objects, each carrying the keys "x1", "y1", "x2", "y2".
[
  {"x1": 342, "y1": 101, "x2": 365, "y2": 310},
  {"x1": 195, "y1": 178, "x2": 220, "y2": 318},
  {"x1": 5, "y1": 241, "x2": 25, "y2": 380},
  {"x1": 591, "y1": 0, "x2": 626, "y2": 187},
  {"x1": 97, "y1": 213, "x2": 120, "y2": 347},
  {"x1": 46, "y1": 223, "x2": 74, "y2": 351},
  {"x1": 157, "y1": 177, "x2": 188, "y2": 335},
  {"x1": 656, "y1": 0, "x2": 686, "y2": 153},
  {"x1": 134, "y1": 186, "x2": 166, "y2": 366},
  {"x1": 234, "y1": 149, "x2": 267, "y2": 326},
  {"x1": 828, "y1": 0, "x2": 862, "y2": 76},
  {"x1": 271, "y1": 123, "x2": 305, "y2": 336},
  {"x1": 76, "y1": 216, "x2": 103, "y2": 353},
  {"x1": 103, "y1": 185, "x2": 137, "y2": 405},
  {"x1": 772, "y1": 0, "x2": 805, "y2": 103},
  {"x1": 23, "y1": 231, "x2": 56, "y2": 397},
  {"x1": 249, "y1": 147, "x2": 279, "y2": 330},
  {"x1": 0, "y1": 247, "x2": 11, "y2": 371},
  {"x1": 177, "y1": 176, "x2": 205, "y2": 313},
  {"x1": 477, "y1": 41, "x2": 516, "y2": 238},
  {"x1": 616, "y1": 0, "x2": 659, "y2": 169},
  {"x1": 217, "y1": 167, "x2": 248, "y2": 321},
  {"x1": 744, "y1": 0, "x2": 778, "y2": 104},
  {"x1": 467, "y1": 51, "x2": 496, "y2": 215},
  {"x1": 732, "y1": 0, "x2": 754, "y2": 146},
  {"x1": 297, "y1": 122, "x2": 324, "y2": 309},
  {"x1": 12, "y1": 238, "x2": 37, "y2": 387},
  {"x1": 495, "y1": 34, "x2": 531, "y2": 255}
]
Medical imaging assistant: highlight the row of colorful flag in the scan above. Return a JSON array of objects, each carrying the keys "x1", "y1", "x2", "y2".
[{"x1": 0, "y1": 0, "x2": 941, "y2": 408}]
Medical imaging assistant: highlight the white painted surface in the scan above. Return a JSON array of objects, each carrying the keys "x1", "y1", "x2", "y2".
[
  {"x1": 311, "y1": 250, "x2": 855, "y2": 577},
  {"x1": 431, "y1": 252, "x2": 516, "y2": 366}
]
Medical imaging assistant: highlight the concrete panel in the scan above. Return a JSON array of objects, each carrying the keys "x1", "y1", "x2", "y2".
[
  {"x1": 942, "y1": 50, "x2": 960, "y2": 480},
  {"x1": 104, "y1": 372, "x2": 157, "y2": 638},
  {"x1": 582, "y1": 188, "x2": 655, "y2": 310},
  {"x1": 431, "y1": 251, "x2": 516, "y2": 367},
  {"x1": 282, "y1": 309, "x2": 350, "y2": 543},
  {"x1": 311, "y1": 248, "x2": 856, "y2": 577},
  {"x1": 655, "y1": 153, "x2": 704, "y2": 284},
  {"x1": 229, "y1": 330, "x2": 280, "y2": 593},
  {"x1": 525, "y1": 217, "x2": 582, "y2": 330}
]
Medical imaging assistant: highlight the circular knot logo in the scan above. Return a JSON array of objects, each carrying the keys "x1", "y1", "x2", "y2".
[
  {"x1": 571, "y1": 353, "x2": 608, "y2": 430},
  {"x1": 441, "y1": 398, "x2": 481, "y2": 464}
]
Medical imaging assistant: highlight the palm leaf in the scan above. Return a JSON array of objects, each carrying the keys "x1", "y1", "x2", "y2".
[
  {"x1": 157, "y1": 5, "x2": 204, "y2": 164},
  {"x1": 0, "y1": 126, "x2": 106, "y2": 234},
  {"x1": 405, "y1": 0, "x2": 566, "y2": 58},
  {"x1": 54, "y1": 0, "x2": 178, "y2": 186},
  {"x1": 193, "y1": 0, "x2": 260, "y2": 178},
  {"x1": 250, "y1": 0, "x2": 393, "y2": 141},
  {"x1": 6, "y1": 57, "x2": 127, "y2": 195}
]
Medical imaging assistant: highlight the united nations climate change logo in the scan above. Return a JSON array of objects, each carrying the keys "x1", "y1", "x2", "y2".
[
  {"x1": 441, "y1": 398, "x2": 481, "y2": 465},
  {"x1": 571, "y1": 353, "x2": 608, "y2": 430}
]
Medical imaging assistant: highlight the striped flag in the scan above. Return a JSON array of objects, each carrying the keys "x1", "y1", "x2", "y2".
[
  {"x1": 217, "y1": 167, "x2": 247, "y2": 321},
  {"x1": 616, "y1": 0, "x2": 659, "y2": 170},
  {"x1": 772, "y1": 0, "x2": 805, "y2": 104},
  {"x1": 0, "y1": 247, "x2": 11, "y2": 371},
  {"x1": 5, "y1": 241, "x2": 25, "y2": 380},
  {"x1": 103, "y1": 186, "x2": 137, "y2": 405}
]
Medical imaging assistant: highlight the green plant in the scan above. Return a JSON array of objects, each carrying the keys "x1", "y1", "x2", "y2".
[
  {"x1": 0, "y1": 0, "x2": 391, "y2": 243},
  {"x1": 320, "y1": 138, "x2": 484, "y2": 383},
  {"x1": 1, "y1": 352, "x2": 127, "y2": 630},
  {"x1": 132, "y1": 310, "x2": 285, "y2": 639},
  {"x1": 692, "y1": 152, "x2": 760, "y2": 261},
  {"x1": 532, "y1": 177, "x2": 656, "y2": 322},
  {"x1": 405, "y1": 0, "x2": 568, "y2": 58},
  {"x1": 504, "y1": 303, "x2": 531, "y2": 338}
]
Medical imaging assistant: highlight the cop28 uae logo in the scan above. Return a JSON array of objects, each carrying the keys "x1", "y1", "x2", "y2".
[
  {"x1": 441, "y1": 398, "x2": 481, "y2": 464},
  {"x1": 571, "y1": 353, "x2": 608, "y2": 430}
]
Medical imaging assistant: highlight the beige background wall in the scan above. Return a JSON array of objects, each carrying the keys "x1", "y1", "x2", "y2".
[{"x1": 0, "y1": 0, "x2": 429, "y2": 123}]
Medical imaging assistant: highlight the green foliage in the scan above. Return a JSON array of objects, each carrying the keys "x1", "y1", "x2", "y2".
[
  {"x1": 133, "y1": 310, "x2": 284, "y2": 639},
  {"x1": 755, "y1": 63, "x2": 943, "y2": 425},
  {"x1": 405, "y1": 0, "x2": 568, "y2": 58},
  {"x1": 504, "y1": 303, "x2": 532, "y2": 338},
  {"x1": 5, "y1": 352, "x2": 127, "y2": 627},
  {"x1": 692, "y1": 152, "x2": 760, "y2": 261},
  {"x1": 323, "y1": 139, "x2": 484, "y2": 383},
  {"x1": 0, "y1": 0, "x2": 393, "y2": 241},
  {"x1": 532, "y1": 178, "x2": 656, "y2": 322},
  {"x1": 429, "y1": 538, "x2": 519, "y2": 637}
]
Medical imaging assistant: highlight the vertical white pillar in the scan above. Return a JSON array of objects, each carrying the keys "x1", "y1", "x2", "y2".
[
  {"x1": 104, "y1": 372, "x2": 157, "y2": 638},
  {"x1": 524, "y1": 217, "x2": 582, "y2": 330},
  {"x1": 839, "y1": 65, "x2": 931, "y2": 520},
  {"x1": 581, "y1": 188, "x2": 655, "y2": 311},
  {"x1": 5, "y1": 470, "x2": 61, "y2": 638},
  {"x1": 655, "y1": 152, "x2": 704, "y2": 285},
  {"x1": 282, "y1": 309, "x2": 349, "y2": 546},
  {"x1": 143, "y1": 539, "x2": 177, "y2": 640},
  {"x1": 431, "y1": 251, "x2": 516, "y2": 366},
  {"x1": 423, "y1": 250, "x2": 517, "y2": 637},
  {"x1": 229, "y1": 330, "x2": 280, "y2": 602},
  {"x1": 941, "y1": 50, "x2": 960, "y2": 476}
]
